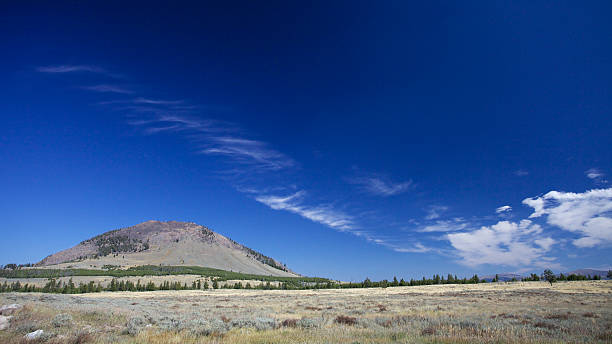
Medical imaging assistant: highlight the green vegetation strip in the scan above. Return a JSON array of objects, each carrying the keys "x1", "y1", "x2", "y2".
[{"x1": 0, "y1": 265, "x2": 329, "y2": 283}]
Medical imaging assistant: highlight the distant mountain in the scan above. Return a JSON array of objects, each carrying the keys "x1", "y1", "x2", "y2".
[
  {"x1": 37, "y1": 220, "x2": 297, "y2": 277},
  {"x1": 481, "y1": 273, "x2": 523, "y2": 282},
  {"x1": 483, "y1": 269, "x2": 610, "y2": 282},
  {"x1": 565, "y1": 269, "x2": 609, "y2": 278}
]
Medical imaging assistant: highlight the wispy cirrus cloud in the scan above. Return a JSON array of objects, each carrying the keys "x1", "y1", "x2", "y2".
[
  {"x1": 349, "y1": 175, "x2": 413, "y2": 196},
  {"x1": 523, "y1": 188, "x2": 612, "y2": 248},
  {"x1": 36, "y1": 65, "x2": 120, "y2": 77},
  {"x1": 82, "y1": 84, "x2": 133, "y2": 94},
  {"x1": 420, "y1": 218, "x2": 468, "y2": 232},
  {"x1": 391, "y1": 244, "x2": 430, "y2": 253},
  {"x1": 133, "y1": 97, "x2": 184, "y2": 105},
  {"x1": 425, "y1": 205, "x2": 448, "y2": 220},
  {"x1": 130, "y1": 115, "x2": 294, "y2": 172},
  {"x1": 34, "y1": 63, "x2": 434, "y2": 256},
  {"x1": 585, "y1": 168, "x2": 608, "y2": 185},
  {"x1": 201, "y1": 136, "x2": 295, "y2": 171},
  {"x1": 515, "y1": 169, "x2": 529, "y2": 177},
  {"x1": 254, "y1": 190, "x2": 431, "y2": 253},
  {"x1": 255, "y1": 191, "x2": 354, "y2": 231}
]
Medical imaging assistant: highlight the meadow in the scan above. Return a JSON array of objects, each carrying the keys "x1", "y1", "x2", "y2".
[{"x1": 1, "y1": 280, "x2": 610, "y2": 343}]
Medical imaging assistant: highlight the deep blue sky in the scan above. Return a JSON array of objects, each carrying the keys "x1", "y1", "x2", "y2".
[{"x1": 1, "y1": 1, "x2": 610, "y2": 280}]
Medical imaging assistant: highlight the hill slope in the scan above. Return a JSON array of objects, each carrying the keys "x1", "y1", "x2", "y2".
[{"x1": 36, "y1": 220, "x2": 297, "y2": 277}]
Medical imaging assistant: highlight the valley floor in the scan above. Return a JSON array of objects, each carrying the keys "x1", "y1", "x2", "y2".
[{"x1": 0, "y1": 281, "x2": 610, "y2": 343}]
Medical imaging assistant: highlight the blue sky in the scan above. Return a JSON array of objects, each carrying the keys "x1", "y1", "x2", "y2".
[{"x1": 1, "y1": 1, "x2": 610, "y2": 280}]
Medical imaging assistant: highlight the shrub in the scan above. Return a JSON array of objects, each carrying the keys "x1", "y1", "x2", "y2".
[
  {"x1": 421, "y1": 327, "x2": 436, "y2": 335},
  {"x1": 228, "y1": 317, "x2": 275, "y2": 330},
  {"x1": 230, "y1": 317, "x2": 257, "y2": 329},
  {"x1": 374, "y1": 317, "x2": 393, "y2": 328},
  {"x1": 281, "y1": 319, "x2": 297, "y2": 327},
  {"x1": 545, "y1": 313, "x2": 570, "y2": 320},
  {"x1": 14, "y1": 322, "x2": 40, "y2": 334},
  {"x1": 334, "y1": 315, "x2": 357, "y2": 326},
  {"x1": 157, "y1": 316, "x2": 181, "y2": 331},
  {"x1": 51, "y1": 313, "x2": 73, "y2": 327},
  {"x1": 533, "y1": 321, "x2": 558, "y2": 330},
  {"x1": 126, "y1": 316, "x2": 147, "y2": 335},
  {"x1": 297, "y1": 317, "x2": 323, "y2": 329},
  {"x1": 180, "y1": 318, "x2": 228, "y2": 336},
  {"x1": 254, "y1": 317, "x2": 276, "y2": 330},
  {"x1": 67, "y1": 331, "x2": 93, "y2": 344}
]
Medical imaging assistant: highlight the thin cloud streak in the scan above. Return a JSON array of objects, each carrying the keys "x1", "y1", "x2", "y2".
[
  {"x1": 253, "y1": 190, "x2": 429, "y2": 253},
  {"x1": 134, "y1": 97, "x2": 184, "y2": 105},
  {"x1": 349, "y1": 176, "x2": 413, "y2": 196},
  {"x1": 36, "y1": 65, "x2": 120, "y2": 77},
  {"x1": 585, "y1": 168, "x2": 608, "y2": 184},
  {"x1": 420, "y1": 218, "x2": 468, "y2": 232},
  {"x1": 130, "y1": 115, "x2": 293, "y2": 171},
  {"x1": 82, "y1": 84, "x2": 133, "y2": 94},
  {"x1": 255, "y1": 191, "x2": 354, "y2": 231},
  {"x1": 201, "y1": 136, "x2": 295, "y2": 171}
]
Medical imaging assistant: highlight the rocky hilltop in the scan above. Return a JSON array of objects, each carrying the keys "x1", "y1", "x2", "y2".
[{"x1": 37, "y1": 220, "x2": 297, "y2": 277}]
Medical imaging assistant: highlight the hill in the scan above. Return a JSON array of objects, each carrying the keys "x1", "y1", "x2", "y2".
[{"x1": 36, "y1": 220, "x2": 297, "y2": 277}]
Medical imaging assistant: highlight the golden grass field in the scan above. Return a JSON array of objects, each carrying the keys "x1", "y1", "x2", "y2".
[{"x1": 1, "y1": 280, "x2": 610, "y2": 343}]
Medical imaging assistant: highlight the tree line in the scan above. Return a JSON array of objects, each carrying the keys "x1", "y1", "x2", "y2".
[{"x1": 2, "y1": 269, "x2": 607, "y2": 294}]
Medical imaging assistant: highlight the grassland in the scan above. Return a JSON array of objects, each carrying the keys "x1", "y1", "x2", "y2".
[{"x1": 0, "y1": 280, "x2": 610, "y2": 343}]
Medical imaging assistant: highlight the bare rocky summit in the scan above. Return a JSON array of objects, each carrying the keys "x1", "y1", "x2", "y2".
[{"x1": 36, "y1": 221, "x2": 297, "y2": 277}]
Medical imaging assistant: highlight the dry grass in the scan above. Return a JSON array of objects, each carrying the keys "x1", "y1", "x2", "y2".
[{"x1": 0, "y1": 280, "x2": 610, "y2": 343}]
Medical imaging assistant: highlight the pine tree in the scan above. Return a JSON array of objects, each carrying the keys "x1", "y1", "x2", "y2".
[{"x1": 543, "y1": 269, "x2": 556, "y2": 285}]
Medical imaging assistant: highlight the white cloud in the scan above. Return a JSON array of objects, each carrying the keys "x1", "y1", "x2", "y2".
[
  {"x1": 349, "y1": 177, "x2": 413, "y2": 196},
  {"x1": 420, "y1": 218, "x2": 467, "y2": 232},
  {"x1": 496, "y1": 205, "x2": 512, "y2": 214},
  {"x1": 425, "y1": 205, "x2": 448, "y2": 220},
  {"x1": 523, "y1": 188, "x2": 612, "y2": 248},
  {"x1": 447, "y1": 220, "x2": 555, "y2": 267},
  {"x1": 82, "y1": 84, "x2": 133, "y2": 94},
  {"x1": 515, "y1": 170, "x2": 529, "y2": 176},
  {"x1": 255, "y1": 191, "x2": 354, "y2": 231}
]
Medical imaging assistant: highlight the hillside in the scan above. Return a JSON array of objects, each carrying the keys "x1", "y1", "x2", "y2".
[{"x1": 36, "y1": 220, "x2": 297, "y2": 277}]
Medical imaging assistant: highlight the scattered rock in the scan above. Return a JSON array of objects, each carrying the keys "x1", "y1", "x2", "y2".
[
  {"x1": 0, "y1": 315, "x2": 12, "y2": 331},
  {"x1": 0, "y1": 304, "x2": 22, "y2": 315},
  {"x1": 24, "y1": 329, "x2": 44, "y2": 340}
]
